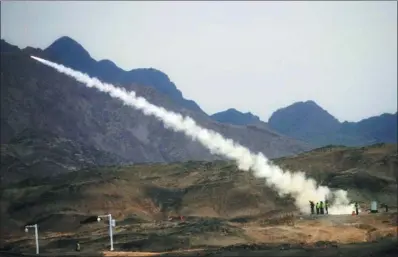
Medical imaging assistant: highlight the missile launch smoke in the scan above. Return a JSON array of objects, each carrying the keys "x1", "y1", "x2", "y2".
[{"x1": 31, "y1": 55, "x2": 355, "y2": 215}]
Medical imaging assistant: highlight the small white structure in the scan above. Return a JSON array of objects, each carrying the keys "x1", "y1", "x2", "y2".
[
  {"x1": 25, "y1": 224, "x2": 39, "y2": 254},
  {"x1": 370, "y1": 201, "x2": 378, "y2": 213},
  {"x1": 97, "y1": 214, "x2": 115, "y2": 251}
]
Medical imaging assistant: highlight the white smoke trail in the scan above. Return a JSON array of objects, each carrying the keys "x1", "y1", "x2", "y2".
[{"x1": 30, "y1": 56, "x2": 355, "y2": 215}]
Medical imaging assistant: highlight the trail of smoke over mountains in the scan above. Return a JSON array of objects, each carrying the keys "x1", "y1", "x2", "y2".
[{"x1": 31, "y1": 56, "x2": 355, "y2": 215}]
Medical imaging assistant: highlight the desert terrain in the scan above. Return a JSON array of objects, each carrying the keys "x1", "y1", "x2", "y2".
[
  {"x1": 1, "y1": 5, "x2": 397, "y2": 257},
  {"x1": 1, "y1": 144, "x2": 397, "y2": 256}
]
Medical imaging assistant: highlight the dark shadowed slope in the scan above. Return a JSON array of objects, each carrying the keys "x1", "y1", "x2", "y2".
[
  {"x1": 1, "y1": 39, "x2": 312, "y2": 164},
  {"x1": 0, "y1": 128, "x2": 130, "y2": 185}
]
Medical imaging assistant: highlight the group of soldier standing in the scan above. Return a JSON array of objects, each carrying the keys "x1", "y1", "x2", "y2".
[
  {"x1": 309, "y1": 200, "x2": 365, "y2": 215},
  {"x1": 309, "y1": 200, "x2": 329, "y2": 215}
]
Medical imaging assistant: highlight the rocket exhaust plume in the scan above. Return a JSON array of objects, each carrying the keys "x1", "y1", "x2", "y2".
[{"x1": 31, "y1": 55, "x2": 355, "y2": 215}]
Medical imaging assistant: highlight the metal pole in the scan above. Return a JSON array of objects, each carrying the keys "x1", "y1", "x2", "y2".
[
  {"x1": 34, "y1": 224, "x2": 39, "y2": 255},
  {"x1": 98, "y1": 214, "x2": 115, "y2": 251},
  {"x1": 108, "y1": 214, "x2": 114, "y2": 251},
  {"x1": 25, "y1": 224, "x2": 39, "y2": 255}
]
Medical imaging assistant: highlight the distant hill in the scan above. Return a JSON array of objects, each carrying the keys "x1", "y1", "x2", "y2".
[
  {"x1": 267, "y1": 101, "x2": 397, "y2": 147},
  {"x1": 211, "y1": 108, "x2": 262, "y2": 126},
  {"x1": 2, "y1": 34, "x2": 393, "y2": 170},
  {"x1": 43, "y1": 36, "x2": 205, "y2": 114},
  {"x1": 340, "y1": 113, "x2": 398, "y2": 144},
  {"x1": 1, "y1": 38, "x2": 312, "y2": 168},
  {"x1": 212, "y1": 101, "x2": 397, "y2": 147}
]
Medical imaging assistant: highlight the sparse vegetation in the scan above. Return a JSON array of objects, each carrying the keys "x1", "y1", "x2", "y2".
[{"x1": 0, "y1": 143, "x2": 397, "y2": 256}]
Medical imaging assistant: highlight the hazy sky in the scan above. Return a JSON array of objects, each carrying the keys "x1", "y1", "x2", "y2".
[{"x1": 1, "y1": 1, "x2": 397, "y2": 122}]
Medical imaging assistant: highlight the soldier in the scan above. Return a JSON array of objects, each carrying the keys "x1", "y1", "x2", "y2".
[
  {"x1": 316, "y1": 202, "x2": 320, "y2": 215},
  {"x1": 319, "y1": 201, "x2": 324, "y2": 215},
  {"x1": 354, "y1": 202, "x2": 359, "y2": 215},
  {"x1": 309, "y1": 201, "x2": 315, "y2": 215},
  {"x1": 325, "y1": 200, "x2": 329, "y2": 214},
  {"x1": 381, "y1": 203, "x2": 389, "y2": 213}
]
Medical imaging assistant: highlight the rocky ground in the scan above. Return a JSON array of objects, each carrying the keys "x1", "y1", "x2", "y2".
[
  {"x1": 1, "y1": 144, "x2": 397, "y2": 256},
  {"x1": 2, "y1": 211, "x2": 396, "y2": 256}
]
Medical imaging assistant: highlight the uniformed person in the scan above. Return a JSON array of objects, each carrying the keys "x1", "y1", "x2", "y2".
[
  {"x1": 382, "y1": 203, "x2": 389, "y2": 212},
  {"x1": 319, "y1": 201, "x2": 324, "y2": 214},
  {"x1": 316, "y1": 202, "x2": 320, "y2": 215},
  {"x1": 309, "y1": 201, "x2": 315, "y2": 214},
  {"x1": 354, "y1": 202, "x2": 359, "y2": 215},
  {"x1": 325, "y1": 200, "x2": 329, "y2": 214}
]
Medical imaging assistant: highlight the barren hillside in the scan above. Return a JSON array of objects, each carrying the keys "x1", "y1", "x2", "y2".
[
  {"x1": 1, "y1": 144, "x2": 396, "y2": 233},
  {"x1": 1, "y1": 39, "x2": 312, "y2": 164}
]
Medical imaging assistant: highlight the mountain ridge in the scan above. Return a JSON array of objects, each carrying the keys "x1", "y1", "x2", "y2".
[
  {"x1": 3, "y1": 37, "x2": 393, "y2": 124},
  {"x1": 41, "y1": 36, "x2": 207, "y2": 115},
  {"x1": 211, "y1": 108, "x2": 261, "y2": 125},
  {"x1": 213, "y1": 100, "x2": 396, "y2": 128},
  {"x1": 213, "y1": 101, "x2": 396, "y2": 147},
  {"x1": 267, "y1": 101, "x2": 397, "y2": 147},
  {"x1": 2, "y1": 36, "x2": 395, "y2": 149},
  {"x1": 1, "y1": 38, "x2": 312, "y2": 167}
]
